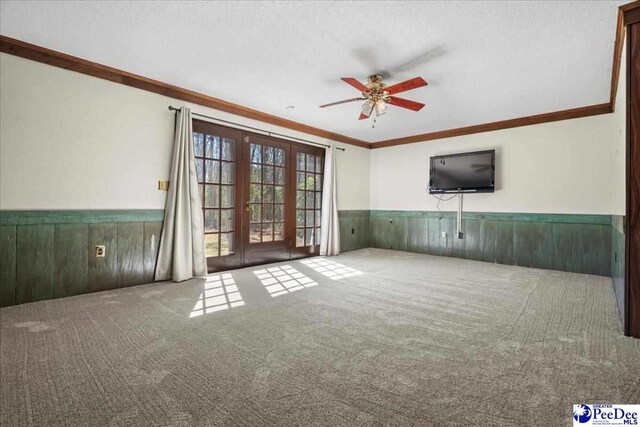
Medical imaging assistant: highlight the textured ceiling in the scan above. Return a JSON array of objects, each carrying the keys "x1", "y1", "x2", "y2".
[{"x1": 0, "y1": 1, "x2": 624, "y2": 142}]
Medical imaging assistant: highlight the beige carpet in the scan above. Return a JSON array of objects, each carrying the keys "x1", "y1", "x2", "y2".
[{"x1": 1, "y1": 248, "x2": 638, "y2": 426}]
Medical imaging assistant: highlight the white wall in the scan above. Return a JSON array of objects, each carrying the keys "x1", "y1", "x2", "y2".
[
  {"x1": 335, "y1": 144, "x2": 370, "y2": 211},
  {"x1": 370, "y1": 113, "x2": 617, "y2": 215},
  {"x1": 369, "y1": 35, "x2": 627, "y2": 216},
  {"x1": 0, "y1": 53, "x2": 370, "y2": 210},
  {"x1": 0, "y1": 50, "x2": 623, "y2": 216}
]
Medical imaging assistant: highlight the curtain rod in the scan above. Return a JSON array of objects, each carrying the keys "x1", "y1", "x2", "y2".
[{"x1": 168, "y1": 106, "x2": 345, "y2": 151}]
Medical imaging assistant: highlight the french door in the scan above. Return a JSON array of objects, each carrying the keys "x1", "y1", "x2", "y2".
[
  {"x1": 192, "y1": 120, "x2": 324, "y2": 272},
  {"x1": 192, "y1": 122, "x2": 243, "y2": 272},
  {"x1": 243, "y1": 134, "x2": 291, "y2": 266}
]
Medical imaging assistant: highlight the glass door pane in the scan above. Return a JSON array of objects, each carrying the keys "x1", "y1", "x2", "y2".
[
  {"x1": 242, "y1": 135, "x2": 292, "y2": 266},
  {"x1": 291, "y1": 145, "x2": 324, "y2": 259},
  {"x1": 248, "y1": 143, "x2": 286, "y2": 244},
  {"x1": 193, "y1": 120, "x2": 243, "y2": 272},
  {"x1": 294, "y1": 152, "x2": 323, "y2": 248}
]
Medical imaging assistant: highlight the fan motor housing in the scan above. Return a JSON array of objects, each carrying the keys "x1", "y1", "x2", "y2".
[{"x1": 364, "y1": 75, "x2": 389, "y2": 102}]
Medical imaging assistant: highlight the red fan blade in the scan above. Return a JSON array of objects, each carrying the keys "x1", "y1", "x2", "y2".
[
  {"x1": 387, "y1": 96, "x2": 425, "y2": 111},
  {"x1": 384, "y1": 77, "x2": 427, "y2": 95},
  {"x1": 319, "y1": 97, "x2": 365, "y2": 108},
  {"x1": 341, "y1": 77, "x2": 368, "y2": 92}
]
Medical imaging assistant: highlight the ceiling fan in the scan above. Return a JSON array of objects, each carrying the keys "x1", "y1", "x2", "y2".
[{"x1": 320, "y1": 75, "x2": 428, "y2": 120}]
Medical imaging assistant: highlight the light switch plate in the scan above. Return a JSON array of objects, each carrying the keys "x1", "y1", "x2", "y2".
[{"x1": 158, "y1": 180, "x2": 169, "y2": 191}]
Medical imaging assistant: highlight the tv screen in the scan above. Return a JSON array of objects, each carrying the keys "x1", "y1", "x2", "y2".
[{"x1": 429, "y1": 150, "x2": 495, "y2": 194}]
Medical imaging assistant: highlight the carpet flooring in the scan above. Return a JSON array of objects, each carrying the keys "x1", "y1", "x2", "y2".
[{"x1": 1, "y1": 248, "x2": 639, "y2": 426}]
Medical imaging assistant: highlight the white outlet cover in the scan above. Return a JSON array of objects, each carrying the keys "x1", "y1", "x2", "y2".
[{"x1": 95, "y1": 245, "x2": 106, "y2": 257}]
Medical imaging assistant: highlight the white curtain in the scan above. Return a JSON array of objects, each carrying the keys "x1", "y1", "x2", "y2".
[
  {"x1": 319, "y1": 145, "x2": 340, "y2": 256},
  {"x1": 155, "y1": 107, "x2": 208, "y2": 282}
]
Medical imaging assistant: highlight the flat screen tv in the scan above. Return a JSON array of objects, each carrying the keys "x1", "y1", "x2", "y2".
[{"x1": 428, "y1": 149, "x2": 495, "y2": 194}]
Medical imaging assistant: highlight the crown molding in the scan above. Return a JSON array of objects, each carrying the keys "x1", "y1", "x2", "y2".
[
  {"x1": 369, "y1": 2, "x2": 638, "y2": 149},
  {"x1": 0, "y1": 35, "x2": 370, "y2": 149},
  {"x1": 610, "y1": 6, "x2": 627, "y2": 110},
  {"x1": 369, "y1": 103, "x2": 612, "y2": 149},
  {"x1": 2, "y1": 1, "x2": 639, "y2": 151}
]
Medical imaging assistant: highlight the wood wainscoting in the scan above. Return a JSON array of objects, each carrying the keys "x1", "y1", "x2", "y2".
[
  {"x1": 0, "y1": 209, "x2": 622, "y2": 310},
  {"x1": 0, "y1": 210, "x2": 163, "y2": 307},
  {"x1": 338, "y1": 211, "x2": 371, "y2": 253},
  {"x1": 339, "y1": 210, "x2": 616, "y2": 279}
]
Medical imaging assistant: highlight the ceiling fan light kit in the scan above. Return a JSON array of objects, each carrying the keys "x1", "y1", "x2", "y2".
[
  {"x1": 361, "y1": 99, "x2": 375, "y2": 117},
  {"x1": 320, "y1": 74, "x2": 428, "y2": 124}
]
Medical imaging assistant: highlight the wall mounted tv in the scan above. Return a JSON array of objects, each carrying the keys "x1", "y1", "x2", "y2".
[{"x1": 428, "y1": 149, "x2": 495, "y2": 194}]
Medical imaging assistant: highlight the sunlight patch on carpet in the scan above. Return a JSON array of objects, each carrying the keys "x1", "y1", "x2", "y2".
[
  {"x1": 254, "y1": 265, "x2": 317, "y2": 297},
  {"x1": 190, "y1": 273, "x2": 245, "y2": 318},
  {"x1": 300, "y1": 257, "x2": 362, "y2": 280}
]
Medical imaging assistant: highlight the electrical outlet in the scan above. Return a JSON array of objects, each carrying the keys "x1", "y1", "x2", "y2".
[
  {"x1": 351, "y1": 228, "x2": 355, "y2": 235},
  {"x1": 95, "y1": 245, "x2": 106, "y2": 258},
  {"x1": 441, "y1": 232, "x2": 447, "y2": 239},
  {"x1": 158, "y1": 180, "x2": 169, "y2": 191}
]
